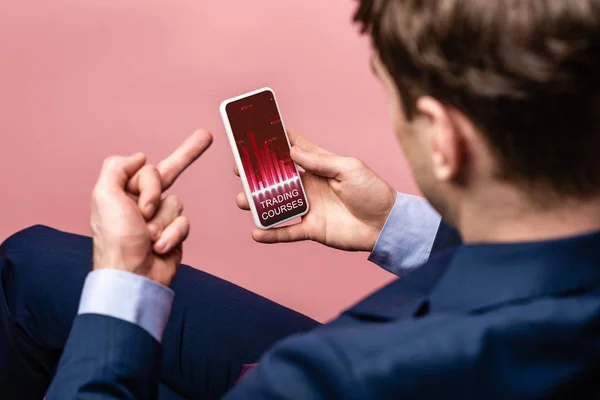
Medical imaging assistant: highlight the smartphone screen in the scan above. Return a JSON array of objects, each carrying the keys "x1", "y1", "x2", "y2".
[{"x1": 224, "y1": 89, "x2": 308, "y2": 227}]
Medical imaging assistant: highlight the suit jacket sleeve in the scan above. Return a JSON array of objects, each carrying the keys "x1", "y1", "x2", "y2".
[
  {"x1": 45, "y1": 269, "x2": 173, "y2": 399},
  {"x1": 45, "y1": 314, "x2": 163, "y2": 400},
  {"x1": 224, "y1": 332, "x2": 363, "y2": 400}
]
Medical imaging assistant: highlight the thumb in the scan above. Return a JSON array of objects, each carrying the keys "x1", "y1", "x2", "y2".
[{"x1": 291, "y1": 146, "x2": 344, "y2": 180}]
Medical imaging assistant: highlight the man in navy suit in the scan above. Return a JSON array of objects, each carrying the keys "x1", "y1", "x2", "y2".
[
  {"x1": 0, "y1": 130, "x2": 453, "y2": 399},
  {"x1": 3, "y1": 0, "x2": 600, "y2": 398},
  {"x1": 1, "y1": 130, "x2": 453, "y2": 399}
]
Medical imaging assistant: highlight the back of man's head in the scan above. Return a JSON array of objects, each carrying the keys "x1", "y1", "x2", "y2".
[{"x1": 355, "y1": 0, "x2": 600, "y2": 241}]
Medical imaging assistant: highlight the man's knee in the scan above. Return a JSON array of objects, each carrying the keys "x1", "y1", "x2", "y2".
[
  {"x1": 1, "y1": 225, "x2": 50, "y2": 284},
  {"x1": 0, "y1": 225, "x2": 88, "y2": 281},
  {"x1": 1, "y1": 226, "x2": 68, "y2": 309},
  {"x1": 0, "y1": 225, "x2": 92, "y2": 343},
  {"x1": 1, "y1": 225, "x2": 53, "y2": 264},
  {"x1": 1, "y1": 224, "x2": 93, "y2": 274}
]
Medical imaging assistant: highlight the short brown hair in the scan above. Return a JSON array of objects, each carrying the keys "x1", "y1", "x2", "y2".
[{"x1": 355, "y1": 0, "x2": 600, "y2": 199}]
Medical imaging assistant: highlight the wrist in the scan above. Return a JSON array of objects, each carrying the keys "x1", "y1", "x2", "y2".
[
  {"x1": 366, "y1": 190, "x2": 398, "y2": 251},
  {"x1": 361, "y1": 225, "x2": 385, "y2": 252},
  {"x1": 78, "y1": 269, "x2": 174, "y2": 342},
  {"x1": 93, "y1": 249, "x2": 150, "y2": 276}
]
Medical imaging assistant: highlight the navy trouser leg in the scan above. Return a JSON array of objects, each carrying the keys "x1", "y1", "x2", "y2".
[
  {"x1": 0, "y1": 226, "x2": 90, "y2": 399},
  {"x1": 0, "y1": 226, "x2": 319, "y2": 399}
]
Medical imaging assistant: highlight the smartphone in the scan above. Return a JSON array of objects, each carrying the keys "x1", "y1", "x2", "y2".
[{"x1": 220, "y1": 87, "x2": 309, "y2": 229}]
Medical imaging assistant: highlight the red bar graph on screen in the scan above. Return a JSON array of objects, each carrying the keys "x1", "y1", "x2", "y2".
[{"x1": 238, "y1": 130, "x2": 298, "y2": 195}]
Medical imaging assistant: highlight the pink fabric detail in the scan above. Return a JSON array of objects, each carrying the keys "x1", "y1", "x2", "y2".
[{"x1": 236, "y1": 363, "x2": 258, "y2": 383}]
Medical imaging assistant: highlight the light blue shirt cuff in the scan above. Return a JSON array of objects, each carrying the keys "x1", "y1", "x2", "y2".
[
  {"x1": 368, "y1": 193, "x2": 441, "y2": 275},
  {"x1": 77, "y1": 269, "x2": 174, "y2": 343}
]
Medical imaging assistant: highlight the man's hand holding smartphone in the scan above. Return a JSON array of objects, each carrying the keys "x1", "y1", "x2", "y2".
[{"x1": 235, "y1": 130, "x2": 397, "y2": 252}]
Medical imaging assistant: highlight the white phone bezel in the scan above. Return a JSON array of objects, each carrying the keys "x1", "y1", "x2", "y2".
[{"x1": 219, "y1": 87, "x2": 310, "y2": 230}]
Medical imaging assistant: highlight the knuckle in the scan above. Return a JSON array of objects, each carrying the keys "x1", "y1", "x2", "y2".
[
  {"x1": 347, "y1": 157, "x2": 364, "y2": 169},
  {"x1": 140, "y1": 164, "x2": 159, "y2": 182},
  {"x1": 140, "y1": 164, "x2": 155, "y2": 174},
  {"x1": 317, "y1": 152, "x2": 330, "y2": 160},
  {"x1": 316, "y1": 152, "x2": 331, "y2": 167},
  {"x1": 179, "y1": 216, "x2": 190, "y2": 230},
  {"x1": 102, "y1": 156, "x2": 121, "y2": 171},
  {"x1": 92, "y1": 186, "x2": 113, "y2": 203},
  {"x1": 285, "y1": 226, "x2": 295, "y2": 239},
  {"x1": 176, "y1": 217, "x2": 190, "y2": 240},
  {"x1": 166, "y1": 195, "x2": 184, "y2": 214}
]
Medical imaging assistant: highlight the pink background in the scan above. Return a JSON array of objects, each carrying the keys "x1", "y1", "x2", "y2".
[{"x1": 0, "y1": 0, "x2": 418, "y2": 322}]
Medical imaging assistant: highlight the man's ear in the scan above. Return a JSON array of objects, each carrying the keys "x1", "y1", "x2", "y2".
[{"x1": 416, "y1": 96, "x2": 463, "y2": 183}]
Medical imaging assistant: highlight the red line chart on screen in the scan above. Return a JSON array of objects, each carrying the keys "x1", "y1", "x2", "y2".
[{"x1": 237, "y1": 107, "x2": 300, "y2": 199}]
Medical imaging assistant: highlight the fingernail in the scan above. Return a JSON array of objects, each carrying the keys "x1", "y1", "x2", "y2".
[
  {"x1": 155, "y1": 239, "x2": 167, "y2": 252},
  {"x1": 147, "y1": 223, "x2": 159, "y2": 238},
  {"x1": 145, "y1": 203, "x2": 155, "y2": 216}
]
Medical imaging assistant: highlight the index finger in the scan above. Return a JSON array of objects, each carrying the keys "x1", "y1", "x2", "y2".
[
  {"x1": 287, "y1": 130, "x2": 332, "y2": 155},
  {"x1": 251, "y1": 223, "x2": 309, "y2": 244}
]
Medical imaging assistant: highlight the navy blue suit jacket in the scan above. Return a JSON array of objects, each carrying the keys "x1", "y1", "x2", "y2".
[{"x1": 47, "y1": 223, "x2": 600, "y2": 398}]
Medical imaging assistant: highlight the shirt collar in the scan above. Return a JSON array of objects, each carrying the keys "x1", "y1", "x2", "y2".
[{"x1": 429, "y1": 229, "x2": 600, "y2": 313}]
